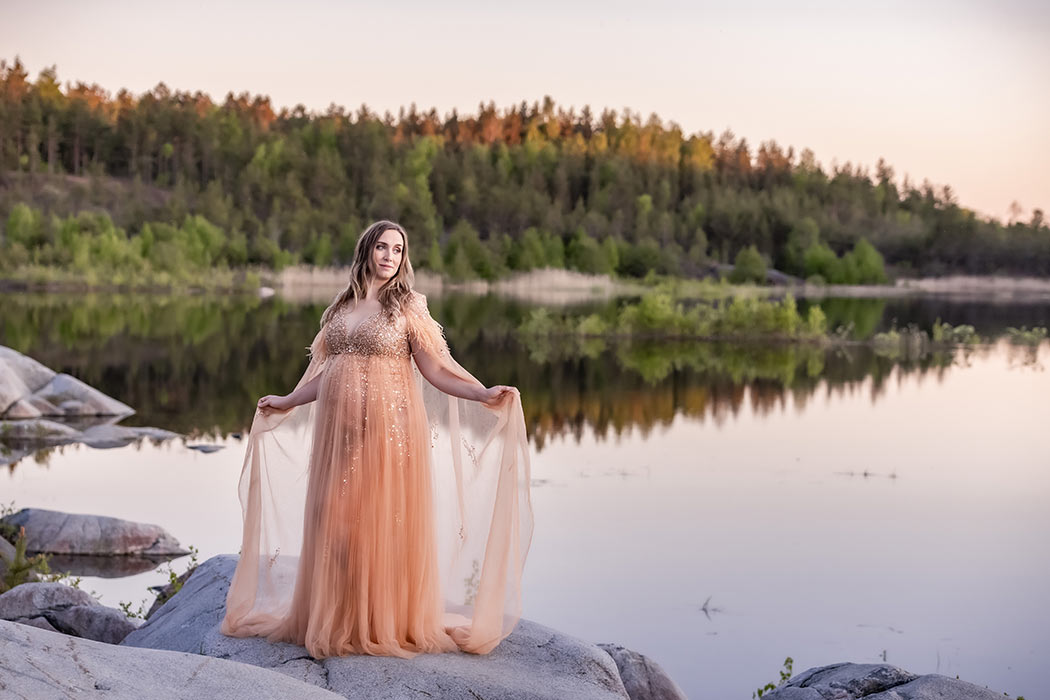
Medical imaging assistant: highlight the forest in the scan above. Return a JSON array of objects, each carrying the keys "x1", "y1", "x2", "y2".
[{"x1": 1, "y1": 56, "x2": 1048, "y2": 286}]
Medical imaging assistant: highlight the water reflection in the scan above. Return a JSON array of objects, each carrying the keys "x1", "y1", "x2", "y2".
[{"x1": 2, "y1": 292, "x2": 1044, "y2": 457}]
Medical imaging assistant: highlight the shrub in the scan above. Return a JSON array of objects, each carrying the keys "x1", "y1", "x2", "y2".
[{"x1": 729, "y1": 245, "x2": 767, "y2": 284}]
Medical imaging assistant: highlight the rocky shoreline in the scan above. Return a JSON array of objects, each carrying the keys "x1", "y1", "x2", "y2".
[{"x1": 0, "y1": 547, "x2": 1018, "y2": 699}]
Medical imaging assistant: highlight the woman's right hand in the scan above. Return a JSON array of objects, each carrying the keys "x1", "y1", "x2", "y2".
[{"x1": 257, "y1": 394, "x2": 291, "y2": 413}]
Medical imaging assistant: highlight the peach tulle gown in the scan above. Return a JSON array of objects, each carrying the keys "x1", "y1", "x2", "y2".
[{"x1": 220, "y1": 291, "x2": 533, "y2": 658}]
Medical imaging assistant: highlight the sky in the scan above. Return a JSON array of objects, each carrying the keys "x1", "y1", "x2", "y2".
[{"x1": 2, "y1": 0, "x2": 1048, "y2": 222}]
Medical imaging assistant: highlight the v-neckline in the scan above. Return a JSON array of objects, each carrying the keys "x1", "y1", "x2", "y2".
[{"x1": 343, "y1": 305, "x2": 382, "y2": 337}]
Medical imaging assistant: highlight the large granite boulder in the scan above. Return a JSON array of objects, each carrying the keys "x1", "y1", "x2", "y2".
[
  {"x1": 763, "y1": 662, "x2": 1007, "y2": 699},
  {"x1": 122, "y1": 554, "x2": 633, "y2": 700},
  {"x1": 0, "y1": 581, "x2": 139, "y2": 644},
  {"x1": 1, "y1": 508, "x2": 189, "y2": 557},
  {"x1": 0, "y1": 345, "x2": 133, "y2": 418},
  {"x1": 0, "y1": 619, "x2": 344, "y2": 699}
]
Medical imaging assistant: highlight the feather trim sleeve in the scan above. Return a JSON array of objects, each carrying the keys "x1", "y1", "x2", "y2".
[{"x1": 404, "y1": 291, "x2": 449, "y2": 356}]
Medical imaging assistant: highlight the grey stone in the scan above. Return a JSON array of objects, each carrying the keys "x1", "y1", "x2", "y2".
[
  {"x1": 763, "y1": 663, "x2": 1005, "y2": 700},
  {"x1": 0, "y1": 580, "x2": 99, "y2": 619},
  {"x1": 24, "y1": 393, "x2": 61, "y2": 414},
  {"x1": 58, "y1": 398, "x2": 89, "y2": 414},
  {"x1": 79, "y1": 423, "x2": 145, "y2": 448},
  {"x1": 0, "y1": 619, "x2": 345, "y2": 699},
  {"x1": 132, "y1": 426, "x2": 181, "y2": 441},
  {"x1": 0, "y1": 345, "x2": 57, "y2": 395},
  {"x1": 3, "y1": 397, "x2": 42, "y2": 418},
  {"x1": 186, "y1": 443, "x2": 224, "y2": 453},
  {"x1": 866, "y1": 673, "x2": 1008, "y2": 699},
  {"x1": 598, "y1": 642, "x2": 688, "y2": 700},
  {"x1": 0, "y1": 582, "x2": 139, "y2": 644},
  {"x1": 49, "y1": 601, "x2": 141, "y2": 644},
  {"x1": 35, "y1": 373, "x2": 133, "y2": 416},
  {"x1": 0, "y1": 417, "x2": 80, "y2": 441},
  {"x1": 123, "y1": 554, "x2": 632, "y2": 700},
  {"x1": 20, "y1": 615, "x2": 59, "y2": 633},
  {"x1": 1, "y1": 508, "x2": 189, "y2": 556},
  {"x1": 0, "y1": 346, "x2": 54, "y2": 414}
]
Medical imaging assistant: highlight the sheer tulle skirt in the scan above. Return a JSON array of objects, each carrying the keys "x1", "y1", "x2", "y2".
[{"x1": 266, "y1": 353, "x2": 456, "y2": 658}]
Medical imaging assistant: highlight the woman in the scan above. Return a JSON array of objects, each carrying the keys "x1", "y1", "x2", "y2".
[{"x1": 221, "y1": 220, "x2": 534, "y2": 659}]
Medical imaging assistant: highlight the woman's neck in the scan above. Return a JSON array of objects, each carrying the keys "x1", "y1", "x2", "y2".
[{"x1": 364, "y1": 278, "x2": 385, "y2": 302}]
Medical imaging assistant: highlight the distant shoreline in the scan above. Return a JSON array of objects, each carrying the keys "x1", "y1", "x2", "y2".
[
  {"x1": 3, "y1": 267, "x2": 1050, "y2": 305},
  {"x1": 275, "y1": 267, "x2": 1050, "y2": 305}
]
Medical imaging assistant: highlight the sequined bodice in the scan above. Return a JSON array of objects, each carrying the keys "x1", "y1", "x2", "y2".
[{"x1": 324, "y1": 306, "x2": 411, "y2": 358}]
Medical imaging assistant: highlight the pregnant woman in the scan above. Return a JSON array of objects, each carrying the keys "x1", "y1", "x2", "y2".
[{"x1": 220, "y1": 220, "x2": 533, "y2": 658}]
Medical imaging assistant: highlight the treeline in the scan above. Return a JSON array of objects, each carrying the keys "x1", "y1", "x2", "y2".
[{"x1": 1, "y1": 56, "x2": 1048, "y2": 281}]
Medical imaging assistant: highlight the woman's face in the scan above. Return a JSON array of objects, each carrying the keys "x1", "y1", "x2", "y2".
[{"x1": 371, "y1": 228, "x2": 404, "y2": 281}]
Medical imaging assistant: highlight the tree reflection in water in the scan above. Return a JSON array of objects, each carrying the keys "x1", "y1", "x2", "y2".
[{"x1": 0, "y1": 292, "x2": 1035, "y2": 456}]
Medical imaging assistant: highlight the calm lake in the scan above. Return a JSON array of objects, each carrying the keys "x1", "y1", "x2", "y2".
[{"x1": 2, "y1": 291, "x2": 1048, "y2": 700}]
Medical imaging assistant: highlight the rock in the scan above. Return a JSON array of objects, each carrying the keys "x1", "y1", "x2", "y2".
[
  {"x1": 763, "y1": 662, "x2": 1006, "y2": 700},
  {"x1": 0, "y1": 619, "x2": 345, "y2": 699},
  {"x1": 597, "y1": 643, "x2": 687, "y2": 700},
  {"x1": 0, "y1": 346, "x2": 55, "y2": 414},
  {"x1": 1, "y1": 508, "x2": 189, "y2": 557},
  {"x1": 0, "y1": 346, "x2": 56, "y2": 395},
  {"x1": 0, "y1": 417, "x2": 80, "y2": 442},
  {"x1": 123, "y1": 554, "x2": 632, "y2": 700},
  {"x1": 0, "y1": 346, "x2": 133, "y2": 419},
  {"x1": 58, "y1": 398, "x2": 88, "y2": 414},
  {"x1": 186, "y1": 443, "x2": 224, "y2": 453},
  {"x1": 79, "y1": 423, "x2": 149, "y2": 449},
  {"x1": 0, "y1": 420, "x2": 179, "y2": 466},
  {"x1": 0, "y1": 582, "x2": 139, "y2": 644},
  {"x1": 19, "y1": 615, "x2": 59, "y2": 633},
  {"x1": 3, "y1": 397, "x2": 43, "y2": 418},
  {"x1": 24, "y1": 393, "x2": 62, "y2": 415},
  {"x1": 132, "y1": 426, "x2": 181, "y2": 441},
  {"x1": 35, "y1": 373, "x2": 134, "y2": 417}
]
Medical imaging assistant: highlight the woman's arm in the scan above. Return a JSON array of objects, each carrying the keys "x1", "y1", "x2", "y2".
[
  {"x1": 412, "y1": 345, "x2": 516, "y2": 407},
  {"x1": 257, "y1": 373, "x2": 322, "y2": 413}
]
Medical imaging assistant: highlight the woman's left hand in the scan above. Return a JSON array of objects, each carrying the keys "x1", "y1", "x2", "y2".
[{"x1": 480, "y1": 385, "x2": 518, "y2": 408}]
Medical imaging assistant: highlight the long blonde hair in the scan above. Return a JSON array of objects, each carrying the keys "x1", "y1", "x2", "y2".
[{"x1": 319, "y1": 220, "x2": 415, "y2": 328}]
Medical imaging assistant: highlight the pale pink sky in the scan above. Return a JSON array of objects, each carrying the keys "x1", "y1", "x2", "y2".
[{"x1": 3, "y1": 0, "x2": 1047, "y2": 222}]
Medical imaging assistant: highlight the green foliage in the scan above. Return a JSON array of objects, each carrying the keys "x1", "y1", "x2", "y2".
[
  {"x1": 1005, "y1": 326, "x2": 1048, "y2": 345},
  {"x1": 931, "y1": 318, "x2": 980, "y2": 345},
  {"x1": 729, "y1": 245, "x2": 767, "y2": 284},
  {"x1": 0, "y1": 205, "x2": 263, "y2": 289},
  {"x1": 872, "y1": 324, "x2": 930, "y2": 359},
  {"x1": 120, "y1": 544, "x2": 200, "y2": 620},
  {"x1": 0, "y1": 526, "x2": 52, "y2": 593},
  {"x1": 443, "y1": 220, "x2": 503, "y2": 280},
  {"x1": 521, "y1": 291, "x2": 824, "y2": 342},
  {"x1": 754, "y1": 657, "x2": 794, "y2": 698},
  {"x1": 802, "y1": 238, "x2": 887, "y2": 284},
  {"x1": 567, "y1": 229, "x2": 615, "y2": 275},
  {"x1": 1, "y1": 57, "x2": 1047, "y2": 286},
  {"x1": 803, "y1": 242, "x2": 842, "y2": 282},
  {"x1": 842, "y1": 238, "x2": 888, "y2": 284}
]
